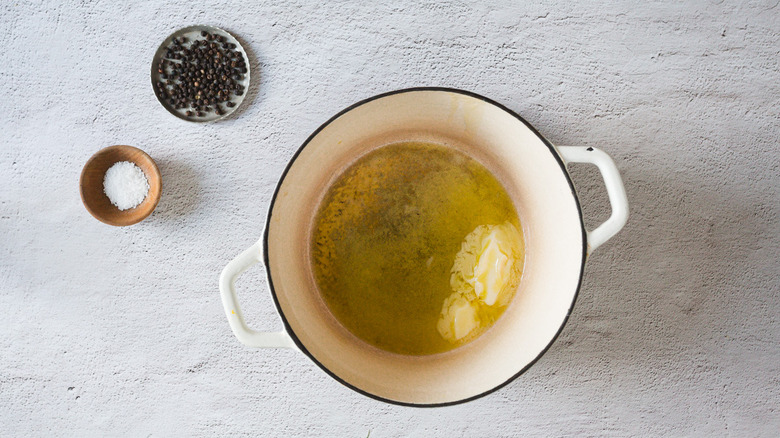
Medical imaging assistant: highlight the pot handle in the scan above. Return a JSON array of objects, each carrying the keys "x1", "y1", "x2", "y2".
[
  {"x1": 556, "y1": 146, "x2": 629, "y2": 253},
  {"x1": 219, "y1": 240, "x2": 296, "y2": 349}
]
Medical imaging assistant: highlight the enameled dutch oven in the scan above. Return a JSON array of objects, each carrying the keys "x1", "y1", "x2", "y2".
[{"x1": 219, "y1": 88, "x2": 628, "y2": 406}]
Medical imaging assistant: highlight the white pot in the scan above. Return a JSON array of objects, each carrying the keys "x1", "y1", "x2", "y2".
[{"x1": 219, "y1": 88, "x2": 628, "y2": 406}]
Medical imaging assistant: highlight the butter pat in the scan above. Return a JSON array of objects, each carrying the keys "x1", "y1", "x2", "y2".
[
  {"x1": 450, "y1": 222, "x2": 523, "y2": 307},
  {"x1": 470, "y1": 230, "x2": 512, "y2": 305},
  {"x1": 437, "y1": 222, "x2": 524, "y2": 343},
  {"x1": 437, "y1": 294, "x2": 480, "y2": 341}
]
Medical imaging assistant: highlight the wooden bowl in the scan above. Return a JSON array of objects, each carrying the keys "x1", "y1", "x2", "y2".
[{"x1": 80, "y1": 145, "x2": 162, "y2": 226}]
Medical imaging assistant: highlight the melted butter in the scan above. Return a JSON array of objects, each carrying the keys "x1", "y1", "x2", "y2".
[{"x1": 312, "y1": 142, "x2": 524, "y2": 355}]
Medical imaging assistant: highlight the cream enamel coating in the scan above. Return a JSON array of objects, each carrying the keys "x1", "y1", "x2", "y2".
[{"x1": 219, "y1": 89, "x2": 628, "y2": 405}]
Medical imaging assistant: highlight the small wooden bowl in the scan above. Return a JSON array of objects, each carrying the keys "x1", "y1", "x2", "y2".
[{"x1": 80, "y1": 145, "x2": 162, "y2": 226}]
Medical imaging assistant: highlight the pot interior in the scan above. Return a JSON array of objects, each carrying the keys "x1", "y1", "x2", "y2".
[{"x1": 266, "y1": 89, "x2": 584, "y2": 405}]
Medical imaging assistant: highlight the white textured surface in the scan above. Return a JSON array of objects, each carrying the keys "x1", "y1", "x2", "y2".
[{"x1": 1, "y1": 1, "x2": 779, "y2": 436}]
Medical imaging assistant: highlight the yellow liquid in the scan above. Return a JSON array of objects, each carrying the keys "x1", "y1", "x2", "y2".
[{"x1": 311, "y1": 142, "x2": 524, "y2": 355}]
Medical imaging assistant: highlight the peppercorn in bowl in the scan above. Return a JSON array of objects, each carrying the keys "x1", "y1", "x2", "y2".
[{"x1": 151, "y1": 25, "x2": 250, "y2": 122}]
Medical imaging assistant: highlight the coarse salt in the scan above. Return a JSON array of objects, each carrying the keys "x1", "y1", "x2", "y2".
[{"x1": 103, "y1": 161, "x2": 150, "y2": 210}]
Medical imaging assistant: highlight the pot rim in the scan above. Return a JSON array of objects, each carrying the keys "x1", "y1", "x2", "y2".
[{"x1": 262, "y1": 87, "x2": 587, "y2": 407}]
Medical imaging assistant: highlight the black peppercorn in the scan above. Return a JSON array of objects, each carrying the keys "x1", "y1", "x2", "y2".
[{"x1": 156, "y1": 31, "x2": 246, "y2": 118}]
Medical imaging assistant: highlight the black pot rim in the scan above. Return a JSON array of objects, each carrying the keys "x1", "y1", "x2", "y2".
[{"x1": 262, "y1": 87, "x2": 587, "y2": 407}]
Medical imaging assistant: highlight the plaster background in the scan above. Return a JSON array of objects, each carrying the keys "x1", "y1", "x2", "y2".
[{"x1": 1, "y1": 1, "x2": 778, "y2": 436}]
